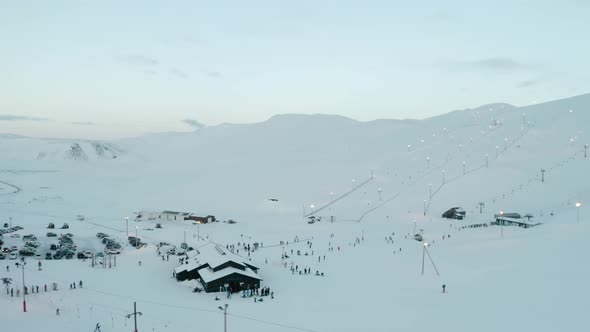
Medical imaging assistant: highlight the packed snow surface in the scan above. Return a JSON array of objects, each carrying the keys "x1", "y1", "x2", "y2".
[{"x1": 1, "y1": 94, "x2": 590, "y2": 331}]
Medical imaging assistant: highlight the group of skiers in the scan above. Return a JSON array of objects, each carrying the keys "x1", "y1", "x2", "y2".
[{"x1": 6, "y1": 282, "x2": 61, "y2": 297}]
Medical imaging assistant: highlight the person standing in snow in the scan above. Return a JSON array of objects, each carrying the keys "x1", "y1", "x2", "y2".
[{"x1": 442, "y1": 284, "x2": 446, "y2": 293}]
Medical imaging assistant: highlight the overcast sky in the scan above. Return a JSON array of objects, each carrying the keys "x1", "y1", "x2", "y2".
[{"x1": 1, "y1": 0, "x2": 589, "y2": 139}]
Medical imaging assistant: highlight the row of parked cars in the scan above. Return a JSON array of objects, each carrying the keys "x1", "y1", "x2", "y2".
[{"x1": 96, "y1": 232, "x2": 121, "y2": 254}]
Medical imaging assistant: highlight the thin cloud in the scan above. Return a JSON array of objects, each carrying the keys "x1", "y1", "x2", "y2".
[
  {"x1": 170, "y1": 68, "x2": 189, "y2": 79},
  {"x1": 203, "y1": 70, "x2": 222, "y2": 78},
  {"x1": 182, "y1": 119, "x2": 206, "y2": 129},
  {"x1": 117, "y1": 54, "x2": 159, "y2": 67},
  {"x1": 0, "y1": 114, "x2": 49, "y2": 122},
  {"x1": 446, "y1": 57, "x2": 532, "y2": 72},
  {"x1": 517, "y1": 79, "x2": 540, "y2": 88}
]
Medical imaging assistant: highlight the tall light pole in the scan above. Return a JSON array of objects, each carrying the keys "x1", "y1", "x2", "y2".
[
  {"x1": 576, "y1": 202, "x2": 581, "y2": 223},
  {"x1": 377, "y1": 188, "x2": 382, "y2": 201},
  {"x1": 541, "y1": 169, "x2": 546, "y2": 183},
  {"x1": 423, "y1": 199, "x2": 427, "y2": 216},
  {"x1": 442, "y1": 170, "x2": 446, "y2": 184},
  {"x1": 426, "y1": 157, "x2": 430, "y2": 169},
  {"x1": 19, "y1": 258, "x2": 26, "y2": 312},
  {"x1": 218, "y1": 304, "x2": 228, "y2": 332},
  {"x1": 310, "y1": 205, "x2": 315, "y2": 215},
  {"x1": 421, "y1": 242, "x2": 428, "y2": 275},
  {"x1": 499, "y1": 211, "x2": 504, "y2": 238},
  {"x1": 462, "y1": 161, "x2": 466, "y2": 175},
  {"x1": 584, "y1": 144, "x2": 588, "y2": 158},
  {"x1": 183, "y1": 229, "x2": 187, "y2": 246},
  {"x1": 125, "y1": 217, "x2": 129, "y2": 237}
]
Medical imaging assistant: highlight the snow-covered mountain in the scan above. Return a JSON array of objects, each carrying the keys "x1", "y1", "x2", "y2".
[{"x1": 0, "y1": 93, "x2": 589, "y2": 332}]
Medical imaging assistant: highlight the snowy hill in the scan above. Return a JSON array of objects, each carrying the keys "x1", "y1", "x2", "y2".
[{"x1": 0, "y1": 93, "x2": 589, "y2": 332}]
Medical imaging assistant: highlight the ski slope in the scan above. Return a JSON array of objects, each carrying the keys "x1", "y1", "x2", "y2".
[{"x1": 1, "y1": 94, "x2": 589, "y2": 332}]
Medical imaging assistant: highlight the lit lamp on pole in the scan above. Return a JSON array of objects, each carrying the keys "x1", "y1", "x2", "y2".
[
  {"x1": 576, "y1": 202, "x2": 582, "y2": 224},
  {"x1": 421, "y1": 242, "x2": 428, "y2": 275}
]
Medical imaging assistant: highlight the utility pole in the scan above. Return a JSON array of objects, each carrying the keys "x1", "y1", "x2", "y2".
[
  {"x1": 479, "y1": 202, "x2": 484, "y2": 214},
  {"x1": 585, "y1": 144, "x2": 588, "y2": 158},
  {"x1": 126, "y1": 301, "x2": 143, "y2": 332},
  {"x1": 541, "y1": 169, "x2": 546, "y2": 183},
  {"x1": 442, "y1": 170, "x2": 445, "y2": 184}
]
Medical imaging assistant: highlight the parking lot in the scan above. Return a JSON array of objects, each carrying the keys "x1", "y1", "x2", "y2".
[{"x1": 0, "y1": 223, "x2": 124, "y2": 261}]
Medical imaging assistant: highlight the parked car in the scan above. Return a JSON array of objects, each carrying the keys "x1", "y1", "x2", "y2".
[
  {"x1": 82, "y1": 251, "x2": 93, "y2": 258},
  {"x1": 77, "y1": 252, "x2": 85, "y2": 259},
  {"x1": 2, "y1": 248, "x2": 9, "y2": 253},
  {"x1": 45, "y1": 252, "x2": 53, "y2": 260},
  {"x1": 50, "y1": 244, "x2": 58, "y2": 250},
  {"x1": 0, "y1": 253, "x2": 6, "y2": 260},
  {"x1": 60, "y1": 223, "x2": 69, "y2": 229},
  {"x1": 96, "y1": 232, "x2": 108, "y2": 239},
  {"x1": 19, "y1": 248, "x2": 35, "y2": 256},
  {"x1": 10, "y1": 233, "x2": 20, "y2": 238},
  {"x1": 105, "y1": 247, "x2": 121, "y2": 255},
  {"x1": 9, "y1": 252, "x2": 17, "y2": 260},
  {"x1": 47, "y1": 223, "x2": 55, "y2": 229},
  {"x1": 76, "y1": 215, "x2": 85, "y2": 221},
  {"x1": 65, "y1": 253, "x2": 74, "y2": 259},
  {"x1": 64, "y1": 233, "x2": 74, "y2": 238},
  {"x1": 3, "y1": 223, "x2": 8, "y2": 228},
  {"x1": 25, "y1": 241, "x2": 40, "y2": 248},
  {"x1": 53, "y1": 253, "x2": 63, "y2": 260},
  {"x1": 47, "y1": 232, "x2": 57, "y2": 237},
  {"x1": 10, "y1": 246, "x2": 18, "y2": 252},
  {"x1": 23, "y1": 235, "x2": 37, "y2": 241},
  {"x1": 96, "y1": 252, "x2": 104, "y2": 258}
]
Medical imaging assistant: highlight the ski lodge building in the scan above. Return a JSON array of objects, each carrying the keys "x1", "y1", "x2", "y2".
[
  {"x1": 137, "y1": 210, "x2": 216, "y2": 223},
  {"x1": 174, "y1": 243, "x2": 261, "y2": 293}
]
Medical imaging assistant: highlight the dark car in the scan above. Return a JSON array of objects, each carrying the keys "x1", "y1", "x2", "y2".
[
  {"x1": 50, "y1": 244, "x2": 58, "y2": 250},
  {"x1": 19, "y1": 249, "x2": 36, "y2": 256},
  {"x1": 45, "y1": 252, "x2": 53, "y2": 260},
  {"x1": 53, "y1": 253, "x2": 63, "y2": 260},
  {"x1": 96, "y1": 232, "x2": 108, "y2": 238},
  {"x1": 77, "y1": 252, "x2": 85, "y2": 259},
  {"x1": 47, "y1": 232, "x2": 57, "y2": 237},
  {"x1": 65, "y1": 253, "x2": 74, "y2": 259}
]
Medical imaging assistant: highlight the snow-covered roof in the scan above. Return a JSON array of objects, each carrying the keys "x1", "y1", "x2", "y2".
[
  {"x1": 188, "y1": 242, "x2": 259, "y2": 271},
  {"x1": 161, "y1": 211, "x2": 190, "y2": 215},
  {"x1": 199, "y1": 266, "x2": 261, "y2": 284}
]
